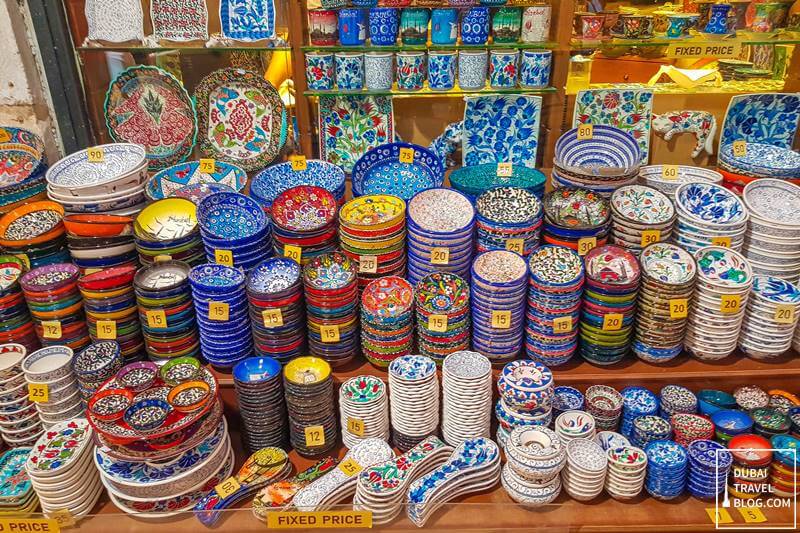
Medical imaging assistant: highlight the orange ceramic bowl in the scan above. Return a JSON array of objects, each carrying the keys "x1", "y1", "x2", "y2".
[
  {"x1": 167, "y1": 380, "x2": 211, "y2": 413},
  {"x1": 63, "y1": 214, "x2": 134, "y2": 238},
  {"x1": 0, "y1": 201, "x2": 65, "y2": 247}
]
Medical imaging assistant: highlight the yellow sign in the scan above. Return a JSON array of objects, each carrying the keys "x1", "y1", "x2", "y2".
[
  {"x1": 199, "y1": 159, "x2": 216, "y2": 173},
  {"x1": 42, "y1": 321, "x2": 62, "y2": 339},
  {"x1": 321, "y1": 324, "x2": 340, "y2": 343},
  {"x1": 290, "y1": 155, "x2": 308, "y2": 171},
  {"x1": 208, "y1": 302, "x2": 230, "y2": 321},
  {"x1": 661, "y1": 165, "x2": 679, "y2": 181},
  {"x1": 214, "y1": 249, "x2": 234, "y2": 267},
  {"x1": 641, "y1": 230, "x2": 661, "y2": 248},
  {"x1": 304, "y1": 425, "x2": 325, "y2": 447},
  {"x1": 214, "y1": 477, "x2": 241, "y2": 499},
  {"x1": 496, "y1": 162, "x2": 513, "y2": 177},
  {"x1": 262, "y1": 309, "x2": 284, "y2": 328},
  {"x1": 578, "y1": 237, "x2": 596, "y2": 256},
  {"x1": 552, "y1": 316, "x2": 573, "y2": 333},
  {"x1": 666, "y1": 41, "x2": 742, "y2": 59},
  {"x1": 0, "y1": 518, "x2": 61, "y2": 533},
  {"x1": 96, "y1": 320, "x2": 116, "y2": 340},
  {"x1": 154, "y1": 254, "x2": 172, "y2": 262},
  {"x1": 266, "y1": 511, "x2": 372, "y2": 529},
  {"x1": 602, "y1": 313, "x2": 623, "y2": 331},
  {"x1": 86, "y1": 147, "x2": 104, "y2": 162},
  {"x1": 505, "y1": 239, "x2": 524, "y2": 255},
  {"x1": 339, "y1": 458, "x2": 363, "y2": 477},
  {"x1": 430, "y1": 247, "x2": 449, "y2": 265},
  {"x1": 359, "y1": 255, "x2": 378, "y2": 274},
  {"x1": 28, "y1": 383, "x2": 48, "y2": 403},
  {"x1": 398, "y1": 147, "x2": 415, "y2": 163},
  {"x1": 669, "y1": 299, "x2": 688, "y2": 319},
  {"x1": 775, "y1": 304, "x2": 796, "y2": 324},
  {"x1": 737, "y1": 507, "x2": 767, "y2": 523},
  {"x1": 720, "y1": 294, "x2": 741, "y2": 314},
  {"x1": 705, "y1": 508, "x2": 734, "y2": 525},
  {"x1": 428, "y1": 314, "x2": 448, "y2": 333},
  {"x1": 347, "y1": 417, "x2": 365, "y2": 437},
  {"x1": 48, "y1": 510, "x2": 75, "y2": 530},
  {"x1": 491, "y1": 310, "x2": 512, "y2": 329},
  {"x1": 732, "y1": 140, "x2": 747, "y2": 157},
  {"x1": 284, "y1": 245, "x2": 302, "y2": 263},
  {"x1": 711, "y1": 236, "x2": 731, "y2": 248},
  {"x1": 146, "y1": 310, "x2": 167, "y2": 329},
  {"x1": 577, "y1": 123, "x2": 593, "y2": 140}
]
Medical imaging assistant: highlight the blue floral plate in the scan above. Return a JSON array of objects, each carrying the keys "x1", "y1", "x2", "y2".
[
  {"x1": 146, "y1": 161, "x2": 247, "y2": 201},
  {"x1": 352, "y1": 142, "x2": 444, "y2": 200},
  {"x1": 246, "y1": 258, "x2": 302, "y2": 296},
  {"x1": 197, "y1": 192, "x2": 268, "y2": 241},
  {"x1": 719, "y1": 142, "x2": 800, "y2": 178},
  {"x1": 674, "y1": 182, "x2": 747, "y2": 226},
  {"x1": 189, "y1": 263, "x2": 246, "y2": 293},
  {"x1": 250, "y1": 160, "x2": 346, "y2": 208}
]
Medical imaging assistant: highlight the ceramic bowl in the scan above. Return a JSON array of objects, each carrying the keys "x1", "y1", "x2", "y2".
[
  {"x1": 116, "y1": 361, "x2": 158, "y2": 392},
  {"x1": 88, "y1": 388, "x2": 134, "y2": 422},
  {"x1": 159, "y1": 356, "x2": 201, "y2": 386},
  {"x1": 0, "y1": 344, "x2": 26, "y2": 380},
  {"x1": 250, "y1": 159, "x2": 346, "y2": 208},
  {"x1": 22, "y1": 346, "x2": 73, "y2": 382},
  {"x1": 146, "y1": 160, "x2": 247, "y2": 201},
  {"x1": 167, "y1": 380, "x2": 211, "y2": 414},
  {"x1": 123, "y1": 398, "x2": 172, "y2": 431}
]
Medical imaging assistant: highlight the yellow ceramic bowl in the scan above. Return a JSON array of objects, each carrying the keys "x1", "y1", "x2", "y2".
[
  {"x1": 135, "y1": 198, "x2": 197, "y2": 241},
  {"x1": 283, "y1": 356, "x2": 331, "y2": 385},
  {"x1": 339, "y1": 194, "x2": 406, "y2": 230}
]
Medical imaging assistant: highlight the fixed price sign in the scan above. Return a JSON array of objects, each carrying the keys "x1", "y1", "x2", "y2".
[{"x1": 666, "y1": 41, "x2": 742, "y2": 59}]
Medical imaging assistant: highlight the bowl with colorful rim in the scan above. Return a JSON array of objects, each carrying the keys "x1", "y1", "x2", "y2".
[
  {"x1": 196, "y1": 192, "x2": 267, "y2": 242},
  {"x1": 123, "y1": 398, "x2": 173, "y2": 431},
  {"x1": 543, "y1": 188, "x2": 610, "y2": 230},
  {"x1": 146, "y1": 160, "x2": 247, "y2": 201},
  {"x1": 250, "y1": 159, "x2": 345, "y2": 208},
  {"x1": 352, "y1": 142, "x2": 444, "y2": 200}
]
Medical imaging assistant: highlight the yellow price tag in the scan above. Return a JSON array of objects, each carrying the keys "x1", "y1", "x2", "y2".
[
  {"x1": 87, "y1": 146, "x2": 104, "y2": 162},
  {"x1": 661, "y1": 165, "x2": 679, "y2": 181},
  {"x1": 28, "y1": 383, "x2": 48, "y2": 403},
  {"x1": 428, "y1": 314, "x2": 448, "y2": 332},
  {"x1": 96, "y1": 320, "x2": 116, "y2": 340},
  {"x1": 578, "y1": 237, "x2": 596, "y2": 256},
  {"x1": 359, "y1": 255, "x2": 378, "y2": 274},
  {"x1": 577, "y1": 123, "x2": 593, "y2": 140},
  {"x1": 497, "y1": 162, "x2": 513, "y2": 177},
  {"x1": 491, "y1": 310, "x2": 512, "y2": 329},
  {"x1": 705, "y1": 508, "x2": 734, "y2": 525},
  {"x1": 13, "y1": 254, "x2": 29, "y2": 270},
  {"x1": 505, "y1": 239, "x2": 524, "y2": 254},
  {"x1": 711, "y1": 236, "x2": 731, "y2": 248},
  {"x1": 305, "y1": 425, "x2": 325, "y2": 447},
  {"x1": 284, "y1": 245, "x2": 302, "y2": 263},
  {"x1": 266, "y1": 511, "x2": 372, "y2": 529},
  {"x1": 321, "y1": 324, "x2": 340, "y2": 343},
  {"x1": 214, "y1": 249, "x2": 234, "y2": 266},
  {"x1": 338, "y1": 458, "x2": 363, "y2": 477},
  {"x1": 214, "y1": 477, "x2": 241, "y2": 499},
  {"x1": 154, "y1": 254, "x2": 172, "y2": 262},
  {"x1": 290, "y1": 155, "x2": 308, "y2": 171},
  {"x1": 774, "y1": 304, "x2": 796, "y2": 324},
  {"x1": 720, "y1": 294, "x2": 741, "y2": 314},
  {"x1": 146, "y1": 309, "x2": 167, "y2": 329},
  {"x1": 42, "y1": 321, "x2": 62, "y2": 339},
  {"x1": 199, "y1": 158, "x2": 216, "y2": 173},
  {"x1": 669, "y1": 298, "x2": 688, "y2": 319},
  {"x1": 602, "y1": 313, "x2": 623, "y2": 331},
  {"x1": 347, "y1": 417, "x2": 365, "y2": 437},
  {"x1": 641, "y1": 229, "x2": 661, "y2": 247},
  {"x1": 208, "y1": 302, "x2": 230, "y2": 321},
  {"x1": 49, "y1": 509, "x2": 75, "y2": 529},
  {"x1": 732, "y1": 140, "x2": 747, "y2": 157},
  {"x1": 737, "y1": 507, "x2": 767, "y2": 523},
  {"x1": 552, "y1": 316, "x2": 573, "y2": 333},
  {"x1": 430, "y1": 247, "x2": 450, "y2": 265},
  {"x1": 262, "y1": 309, "x2": 284, "y2": 328},
  {"x1": 399, "y1": 147, "x2": 415, "y2": 163}
]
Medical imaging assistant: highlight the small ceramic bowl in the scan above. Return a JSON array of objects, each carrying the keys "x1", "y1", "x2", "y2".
[
  {"x1": 116, "y1": 361, "x2": 158, "y2": 392},
  {"x1": 123, "y1": 398, "x2": 172, "y2": 431},
  {"x1": 88, "y1": 388, "x2": 134, "y2": 422},
  {"x1": 167, "y1": 380, "x2": 211, "y2": 413},
  {"x1": 21, "y1": 346, "x2": 74, "y2": 383},
  {"x1": 159, "y1": 357, "x2": 201, "y2": 386}
]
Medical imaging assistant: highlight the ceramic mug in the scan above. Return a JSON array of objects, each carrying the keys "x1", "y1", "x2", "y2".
[
  {"x1": 308, "y1": 10, "x2": 338, "y2": 46},
  {"x1": 520, "y1": 49, "x2": 552, "y2": 89},
  {"x1": 641, "y1": 15, "x2": 655, "y2": 37},
  {"x1": 338, "y1": 8, "x2": 367, "y2": 45},
  {"x1": 305, "y1": 52, "x2": 335, "y2": 90},
  {"x1": 581, "y1": 13, "x2": 605, "y2": 39},
  {"x1": 431, "y1": 8, "x2": 459, "y2": 44},
  {"x1": 489, "y1": 49, "x2": 519, "y2": 88},
  {"x1": 600, "y1": 10, "x2": 619, "y2": 36},
  {"x1": 493, "y1": 7, "x2": 522, "y2": 43},
  {"x1": 704, "y1": 3, "x2": 732, "y2": 33},
  {"x1": 428, "y1": 50, "x2": 457, "y2": 90},
  {"x1": 666, "y1": 14, "x2": 693, "y2": 37},
  {"x1": 621, "y1": 14, "x2": 646, "y2": 38},
  {"x1": 458, "y1": 50, "x2": 488, "y2": 89},
  {"x1": 365, "y1": 52, "x2": 394, "y2": 90},
  {"x1": 369, "y1": 8, "x2": 399, "y2": 45},
  {"x1": 752, "y1": 2, "x2": 787, "y2": 31},
  {"x1": 729, "y1": 0, "x2": 750, "y2": 30},
  {"x1": 695, "y1": 0, "x2": 715, "y2": 29},
  {"x1": 461, "y1": 6, "x2": 490, "y2": 44},
  {"x1": 396, "y1": 51, "x2": 426, "y2": 91},
  {"x1": 335, "y1": 52, "x2": 365, "y2": 90},
  {"x1": 400, "y1": 8, "x2": 430, "y2": 45},
  {"x1": 522, "y1": 4, "x2": 551, "y2": 42}
]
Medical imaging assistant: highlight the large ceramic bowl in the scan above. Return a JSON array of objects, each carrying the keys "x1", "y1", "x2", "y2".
[
  {"x1": 639, "y1": 165, "x2": 722, "y2": 197},
  {"x1": 449, "y1": 163, "x2": 546, "y2": 200},
  {"x1": 719, "y1": 143, "x2": 800, "y2": 179},
  {"x1": 674, "y1": 182, "x2": 748, "y2": 228},
  {"x1": 21, "y1": 346, "x2": 74, "y2": 383},
  {"x1": 352, "y1": 142, "x2": 444, "y2": 200},
  {"x1": 0, "y1": 344, "x2": 26, "y2": 381},
  {"x1": 196, "y1": 192, "x2": 267, "y2": 241},
  {"x1": 146, "y1": 160, "x2": 247, "y2": 201},
  {"x1": 554, "y1": 125, "x2": 641, "y2": 174},
  {"x1": 46, "y1": 143, "x2": 147, "y2": 196},
  {"x1": 742, "y1": 178, "x2": 800, "y2": 230},
  {"x1": 250, "y1": 160, "x2": 346, "y2": 208}
]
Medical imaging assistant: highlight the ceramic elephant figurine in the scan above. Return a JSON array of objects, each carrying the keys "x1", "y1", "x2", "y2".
[{"x1": 652, "y1": 111, "x2": 717, "y2": 158}]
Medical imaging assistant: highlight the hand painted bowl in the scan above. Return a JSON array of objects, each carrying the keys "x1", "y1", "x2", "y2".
[
  {"x1": 146, "y1": 160, "x2": 247, "y2": 200},
  {"x1": 283, "y1": 356, "x2": 331, "y2": 385},
  {"x1": 124, "y1": 398, "x2": 172, "y2": 431},
  {"x1": 352, "y1": 142, "x2": 445, "y2": 200},
  {"x1": 159, "y1": 356, "x2": 201, "y2": 386},
  {"x1": 188, "y1": 263, "x2": 246, "y2": 294},
  {"x1": 250, "y1": 159, "x2": 346, "y2": 208},
  {"x1": 0, "y1": 344, "x2": 26, "y2": 380},
  {"x1": 46, "y1": 143, "x2": 147, "y2": 193},
  {"x1": 674, "y1": 182, "x2": 747, "y2": 228},
  {"x1": 0, "y1": 200, "x2": 64, "y2": 247},
  {"x1": 197, "y1": 192, "x2": 267, "y2": 241},
  {"x1": 270, "y1": 185, "x2": 337, "y2": 233},
  {"x1": 135, "y1": 198, "x2": 198, "y2": 243},
  {"x1": 543, "y1": 188, "x2": 610, "y2": 229},
  {"x1": 167, "y1": 380, "x2": 211, "y2": 413},
  {"x1": 88, "y1": 388, "x2": 134, "y2": 422},
  {"x1": 117, "y1": 361, "x2": 159, "y2": 392},
  {"x1": 21, "y1": 346, "x2": 73, "y2": 382},
  {"x1": 449, "y1": 163, "x2": 546, "y2": 199},
  {"x1": 555, "y1": 125, "x2": 641, "y2": 173},
  {"x1": 72, "y1": 340, "x2": 121, "y2": 381}
]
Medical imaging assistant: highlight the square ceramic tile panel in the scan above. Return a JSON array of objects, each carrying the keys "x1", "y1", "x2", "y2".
[{"x1": 719, "y1": 92, "x2": 800, "y2": 152}]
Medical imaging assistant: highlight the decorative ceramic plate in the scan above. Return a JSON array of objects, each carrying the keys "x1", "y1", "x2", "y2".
[
  {"x1": 220, "y1": 0, "x2": 276, "y2": 41},
  {"x1": 340, "y1": 375, "x2": 385, "y2": 403},
  {"x1": 719, "y1": 93, "x2": 800, "y2": 152},
  {"x1": 610, "y1": 185, "x2": 674, "y2": 225},
  {"x1": 644, "y1": 440, "x2": 686, "y2": 468},
  {"x1": 555, "y1": 125, "x2": 641, "y2": 172},
  {"x1": 46, "y1": 143, "x2": 146, "y2": 188},
  {"x1": 303, "y1": 252, "x2": 357, "y2": 291},
  {"x1": 247, "y1": 258, "x2": 301, "y2": 294},
  {"x1": 84, "y1": 0, "x2": 144, "y2": 42},
  {"x1": 694, "y1": 247, "x2": 752, "y2": 287},
  {"x1": 414, "y1": 272, "x2": 469, "y2": 313},
  {"x1": 0, "y1": 149, "x2": 40, "y2": 188},
  {"x1": 527, "y1": 245, "x2": 584, "y2": 286},
  {"x1": 352, "y1": 143, "x2": 444, "y2": 200},
  {"x1": 283, "y1": 356, "x2": 331, "y2": 385},
  {"x1": 388, "y1": 355, "x2": 436, "y2": 381},
  {"x1": 26, "y1": 419, "x2": 93, "y2": 474},
  {"x1": 543, "y1": 188, "x2": 610, "y2": 229},
  {"x1": 462, "y1": 95, "x2": 542, "y2": 169},
  {"x1": 340, "y1": 195, "x2": 405, "y2": 228},
  {"x1": 752, "y1": 276, "x2": 800, "y2": 304},
  {"x1": 147, "y1": 161, "x2": 246, "y2": 200},
  {"x1": 319, "y1": 96, "x2": 394, "y2": 174},
  {"x1": 135, "y1": 198, "x2": 197, "y2": 241},
  {"x1": 105, "y1": 66, "x2": 197, "y2": 171},
  {"x1": 743, "y1": 179, "x2": 800, "y2": 225},
  {"x1": 197, "y1": 192, "x2": 267, "y2": 239},
  {"x1": 500, "y1": 360, "x2": 553, "y2": 391},
  {"x1": 194, "y1": 69, "x2": 285, "y2": 172},
  {"x1": 640, "y1": 243, "x2": 695, "y2": 285},
  {"x1": 675, "y1": 183, "x2": 746, "y2": 225},
  {"x1": 584, "y1": 245, "x2": 640, "y2": 285},
  {"x1": 270, "y1": 186, "x2": 337, "y2": 232},
  {"x1": 151, "y1": 0, "x2": 208, "y2": 41},
  {"x1": 361, "y1": 276, "x2": 413, "y2": 319},
  {"x1": 719, "y1": 143, "x2": 800, "y2": 178},
  {"x1": 0, "y1": 449, "x2": 32, "y2": 500},
  {"x1": 251, "y1": 160, "x2": 345, "y2": 207}
]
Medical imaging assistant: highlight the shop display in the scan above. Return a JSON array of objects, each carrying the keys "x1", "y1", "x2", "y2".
[
  {"x1": 739, "y1": 276, "x2": 800, "y2": 360},
  {"x1": 388, "y1": 355, "x2": 439, "y2": 452},
  {"x1": 360, "y1": 276, "x2": 413, "y2": 368}
]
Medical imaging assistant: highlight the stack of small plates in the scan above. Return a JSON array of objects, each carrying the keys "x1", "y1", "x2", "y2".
[
  {"x1": 742, "y1": 179, "x2": 800, "y2": 281},
  {"x1": 739, "y1": 276, "x2": 800, "y2": 360},
  {"x1": 471, "y1": 251, "x2": 528, "y2": 362},
  {"x1": 26, "y1": 418, "x2": 102, "y2": 520},
  {"x1": 671, "y1": 413, "x2": 714, "y2": 447},
  {"x1": 620, "y1": 386, "x2": 659, "y2": 439},
  {"x1": 673, "y1": 182, "x2": 749, "y2": 254},
  {"x1": 406, "y1": 188, "x2": 475, "y2": 286},
  {"x1": 197, "y1": 192, "x2": 273, "y2": 271},
  {"x1": 339, "y1": 375, "x2": 390, "y2": 449},
  {"x1": 659, "y1": 385, "x2": 697, "y2": 418},
  {"x1": 441, "y1": 351, "x2": 492, "y2": 446},
  {"x1": 388, "y1": 355, "x2": 439, "y2": 451},
  {"x1": 250, "y1": 160, "x2": 346, "y2": 214},
  {"x1": 631, "y1": 415, "x2": 672, "y2": 448},
  {"x1": 449, "y1": 163, "x2": 547, "y2": 202},
  {"x1": 687, "y1": 440, "x2": 732, "y2": 500},
  {"x1": 283, "y1": 356, "x2": 336, "y2": 457},
  {"x1": 0, "y1": 200, "x2": 69, "y2": 268},
  {"x1": 64, "y1": 214, "x2": 137, "y2": 274},
  {"x1": 542, "y1": 188, "x2": 611, "y2": 251},
  {"x1": 71, "y1": 341, "x2": 123, "y2": 400},
  {"x1": 525, "y1": 246, "x2": 584, "y2": 367},
  {"x1": 246, "y1": 258, "x2": 306, "y2": 363},
  {"x1": 78, "y1": 266, "x2": 144, "y2": 361},
  {"x1": 638, "y1": 165, "x2": 723, "y2": 199},
  {"x1": 728, "y1": 433, "x2": 772, "y2": 502},
  {"x1": 360, "y1": 276, "x2": 414, "y2": 369},
  {"x1": 634, "y1": 243, "x2": 696, "y2": 364},
  {"x1": 555, "y1": 410, "x2": 596, "y2": 443},
  {"x1": 495, "y1": 360, "x2": 554, "y2": 443},
  {"x1": 133, "y1": 260, "x2": 200, "y2": 363},
  {"x1": 685, "y1": 246, "x2": 753, "y2": 361},
  {"x1": 770, "y1": 435, "x2": 800, "y2": 498},
  {"x1": 270, "y1": 186, "x2": 337, "y2": 266},
  {"x1": 21, "y1": 263, "x2": 90, "y2": 350},
  {"x1": 0, "y1": 448, "x2": 38, "y2": 514},
  {"x1": 23, "y1": 346, "x2": 82, "y2": 428},
  {"x1": 0, "y1": 344, "x2": 40, "y2": 447},
  {"x1": 562, "y1": 438, "x2": 607, "y2": 502},
  {"x1": 475, "y1": 187, "x2": 543, "y2": 256},
  {"x1": 414, "y1": 272, "x2": 470, "y2": 363},
  {"x1": 585, "y1": 385, "x2": 623, "y2": 431},
  {"x1": 134, "y1": 198, "x2": 204, "y2": 267},
  {"x1": 605, "y1": 446, "x2": 647, "y2": 500},
  {"x1": 501, "y1": 426, "x2": 564, "y2": 507},
  {"x1": 644, "y1": 439, "x2": 688, "y2": 500},
  {"x1": 553, "y1": 386, "x2": 585, "y2": 420},
  {"x1": 339, "y1": 195, "x2": 407, "y2": 288},
  {"x1": 610, "y1": 185, "x2": 675, "y2": 256},
  {"x1": 303, "y1": 252, "x2": 359, "y2": 367},
  {"x1": 580, "y1": 245, "x2": 640, "y2": 365},
  {"x1": 189, "y1": 264, "x2": 252, "y2": 369},
  {"x1": 0, "y1": 256, "x2": 38, "y2": 352},
  {"x1": 232, "y1": 357, "x2": 287, "y2": 452},
  {"x1": 718, "y1": 142, "x2": 800, "y2": 181}
]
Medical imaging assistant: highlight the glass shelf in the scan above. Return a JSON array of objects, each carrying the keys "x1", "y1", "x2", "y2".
[
  {"x1": 304, "y1": 86, "x2": 556, "y2": 97},
  {"x1": 301, "y1": 42, "x2": 557, "y2": 52},
  {"x1": 570, "y1": 30, "x2": 800, "y2": 49},
  {"x1": 306, "y1": 1, "x2": 552, "y2": 11},
  {"x1": 77, "y1": 45, "x2": 293, "y2": 53},
  {"x1": 566, "y1": 79, "x2": 786, "y2": 95}
]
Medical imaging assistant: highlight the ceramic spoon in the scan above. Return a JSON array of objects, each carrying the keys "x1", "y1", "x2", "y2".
[{"x1": 252, "y1": 457, "x2": 338, "y2": 520}]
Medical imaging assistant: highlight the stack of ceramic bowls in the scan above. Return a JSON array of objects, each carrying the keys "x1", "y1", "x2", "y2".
[
  {"x1": 562, "y1": 438, "x2": 608, "y2": 502},
  {"x1": 687, "y1": 440, "x2": 732, "y2": 500},
  {"x1": 605, "y1": 446, "x2": 647, "y2": 500},
  {"x1": 250, "y1": 160, "x2": 346, "y2": 214},
  {"x1": 134, "y1": 198, "x2": 204, "y2": 267},
  {"x1": 502, "y1": 426, "x2": 564, "y2": 507},
  {"x1": 406, "y1": 188, "x2": 475, "y2": 286},
  {"x1": 283, "y1": 356, "x2": 336, "y2": 457},
  {"x1": 189, "y1": 264, "x2": 252, "y2": 369},
  {"x1": 20, "y1": 263, "x2": 90, "y2": 350},
  {"x1": 26, "y1": 418, "x2": 102, "y2": 520},
  {"x1": 197, "y1": 192, "x2": 273, "y2": 271},
  {"x1": 339, "y1": 375, "x2": 390, "y2": 449},
  {"x1": 619, "y1": 386, "x2": 659, "y2": 439},
  {"x1": 718, "y1": 142, "x2": 800, "y2": 183},
  {"x1": 0, "y1": 256, "x2": 38, "y2": 352},
  {"x1": 0, "y1": 200, "x2": 69, "y2": 268},
  {"x1": 630, "y1": 415, "x2": 672, "y2": 449},
  {"x1": 78, "y1": 266, "x2": 143, "y2": 361},
  {"x1": 524, "y1": 246, "x2": 584, "y2": 366},
  {"x1": 585, "y1": 385, "x2": 624, "y2": 431},
  {"x1": 552, "y1": 125, "x2": 641, "y2": 197},
  {"x1": 71, "y1": 341, "x2": 123, "y2": 400},
  {"x1": 580, "y1": 245, "x2": 640, "y2": 365},
  {"x1": 739, "y1": 276, "x2": 800, "y2": 360},
  {"x1": 339, "y1": 194, "x2": 407, "y2": 288},
  {"x1": 659, "y1": 385, "x2": 697, "y2": 418},
  {"x1": 742, "y1": 180, "x2": 800, "y2": 281},
  {"x1": 639, "y1": 165, "x2": 723, "y2": 199},
  {"x1": 360, "y1": 276, "x2": 414, "y2": 368},
  {"x1": 634, "y1": 243, "x2": 696, "y2": 363},
  {"x1": 610, "y1": 185, "x2": 675, "y2": 256},
  {"x1": 133, "y1": 260, "x2": 200, "y2": 363},
  {"x1": 246, "y1": 258, "x2": 306, "y2": 363},
  {"x1": 0, "y1": 448, "x2": 38, "y2": 513},
  {"x1": 23, "y1": 346, "x2": 81, "y2": 428},
  {"x1": 0, "y1": 344, "x2": 40, "y2": 447},
  {"x1": 542, "y1": 188, "x2": 611, "y2": 251},
  {"x1": 685, "y1": 246, "x2": 753, "y2": 361},
  {"x1": 673, "y1": 182, "x2": 749, "y2": 254},
  {"x1": 470, "y1": 251, "x2": 528, "y2": 362},
  {"x1": 644, "y1": 439, "x2": 688, "y2": 500},
  {"x1": 232, "y1": 356, "x2": 288, "y2": 452},
  {"x1": 270, "y1": 186, "x2": 338, "y2": 266},
  {"x1": 553, "y1": 387, "x2": 585, "y2": 421},
  {"x1": 495, "y1": 360, "x2": 554, "y2": 444},
  {"x1": 671, "y1": 413, "x2": 714, "y2": 447},
  {"x1": 441, "y1": 351, "x2": 492, "y2": 446},
  {"x1": 594, "y1": 431, "x2": 630, "y2": 451},
  {"x1": 710, "y1": 410, "x2": 754, "y2": 444},
  {"x1": 750, "y1": 407, "x2": 791, "y2": 440},
  {"x1": 303, "y1": 252, "x2": 359, "y2": 367},
  {"x1": 388, "y1": 355, "x2": 439, "y2": 451},
  {"x1": 414, "y1": 272, "x2": 470, "y2": 363},
  {"x1": 555, "y1": 410, "x2": 596, "y2": 443},
  {"x1": 770, "y1": 434, "x2": 800, "y2": 498},
  {"x1": 449, "y1": 163, "x2": 547, "y2": 202},
  {"x1": 727, "y1": 434, "x2": 772, "y2": 502},
  {"x1": 64, "y1": 214, "x2": 137, "y2": 274},
  {"x1": 475, "y1": 187, "x2": 543, "y2": 256}
]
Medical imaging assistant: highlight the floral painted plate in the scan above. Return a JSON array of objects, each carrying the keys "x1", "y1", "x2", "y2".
[
  {"x1": 743, "y1": 179, "x2": 800, "y2": 226},
  {"x1": 694, "y1": 246, "x2": 752, "y2": 287},
  {"x1": 352, "y1": 143, "x2": 444, "y2": 200},
  {"x1": 388, "y1": 355, "x2": 436, "y2": 381},
  {"x1": 340, "y1": 375, "x2": 385, "y2": 404},
  {"x1": 303, "y1": 252, "x2": 357, "y2": 291},
  {"x1": 752, "y1": 276, "x2": 800, "y2": 304},
  {"x1": 414, "y1": 272, "x2": 469, "y2": 313},
  {"x1": 220, "y1": 0, "x2": 276, "y2": 41},
  {"x1": 719, "y1": 93, "x2": 800, "y2": 152},
  {"x1": 196, "y1": 192, "x2": 267, "y2": 240},
  {"x1": 270, "y1": 186, "x2": 337, "y2": 232},
  {"x1": 147, "y1": 160, "x2": 246, "y2": 200},
  {"x1": 340, "y1": 195, "x2": 405, "y2": 229},
  {"x1": 250, "y1": 160, "x2": 345, "y2": 208},
  {"x1": 0, "y1": 149, "x2": 41, "y2": 189},
  {"x1": 499, "y1": 360, "x2": 553, "y2": 392},
  {"x1": 584, "y1": 245, "x2": 640, "y2": 286},
  {"x1": 640, "y1": 243, "x2": 695, "y2": 286},
  {"x1": 674, "y1": 182, "x2": 747, "y2": 226},
  {"x1": 462, "y1": 95, "x2": 542, "y2": 168},
  {"x1": 543, "y1": 188, "x2": 610, "y2": 229},
  {"x1": 526, "y1": 245, "x2": 584, "y2": 287},
  {"x1": 0, "y1": 449, "x2": 32, "y2": 500},
  {"x1": 151, "y1": 0, "x2": 208, "y2": 41},
  {"x1": 26, "y1": 419, "x2": 93, "y2": 475},
  {"x1": 361, "y1": 276, "x2": 413, "y2": 319},
  {"x1": 610, "y1": 185, "x2": 674, "y2": 225}
]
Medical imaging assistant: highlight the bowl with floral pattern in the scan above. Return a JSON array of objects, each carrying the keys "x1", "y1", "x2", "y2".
[
  {"x1": 116, "y1": 361, "x2": 159, "y2": 392},
  {"x1": 167, "y1": 380, "x2": 211, "y2": 413},
  {"x1": 124, "y1": 398, "x2": 172, "y2": 431},
  {"x1": 21, "y1": 346, "x2": 73, "y2": 383},
  {"x1": 674, "y1": 182, "x2": 748, "y2": 228},
  {"x1": 89, "y1": 388, "x2": 134, "y2": 422}
]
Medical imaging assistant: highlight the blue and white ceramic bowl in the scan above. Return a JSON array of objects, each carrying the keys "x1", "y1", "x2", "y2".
[
  {"x1": 250, "y1": 160, "x2": 345, "y2": 209},
  {"x1": 352, "y1": 142, "x2": 444, "y2": 199},
  {"x1": 197, "y1": 192, "x2": 268, "y2": 241},
  {"x1": 555, "y1": 125, "x2": 641, "y2": 172},
  {"x1": 674, "y1": 182, "x2": 748, "y2": 228},
  {"x1": 146, "y1": 160, "x2": 247, "y2": 201},
  {"x1": 189, "y1": 263, "x2": 246, "y2": 294}
]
